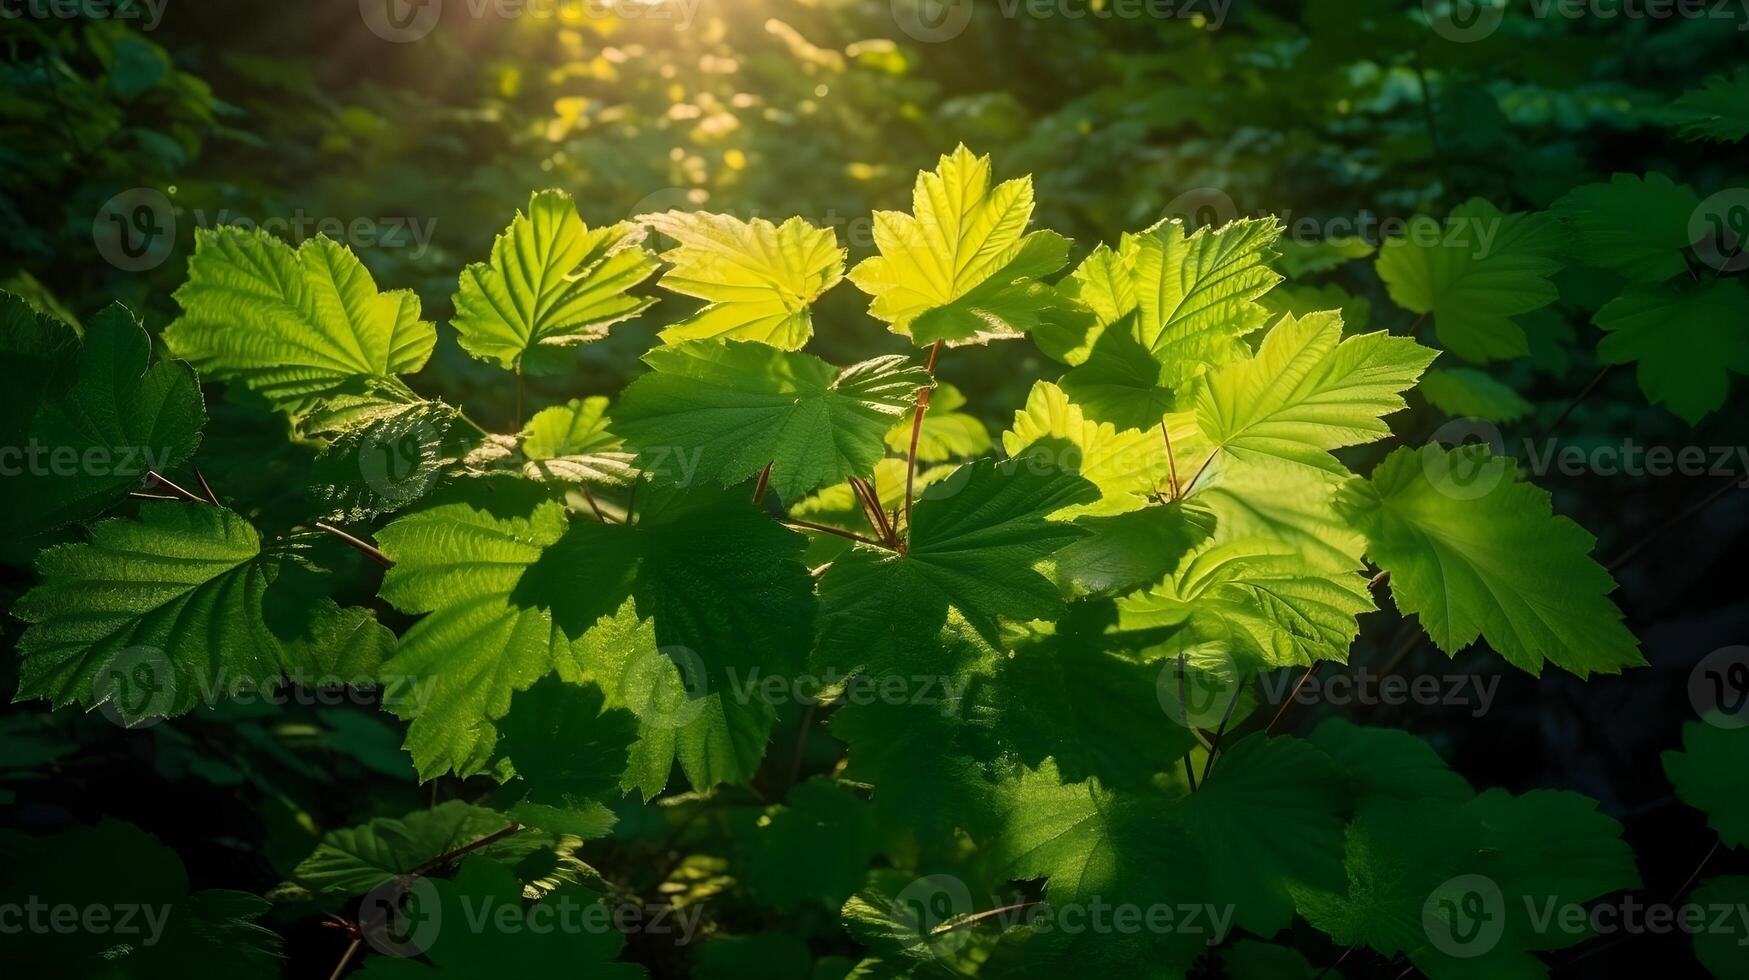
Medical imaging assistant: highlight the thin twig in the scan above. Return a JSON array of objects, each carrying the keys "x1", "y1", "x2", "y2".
[
  {"x1": 193, "y1": 467, "x2": 221, "y2": 505},
  {"x1": 1160, "y1": 420, "x2": 1180, "y2": 498},
  {"x1": 145, "y1": 470, "x2": 206, "y2": 503},
  {"x1": 932, "y1": 900, "x2": 1042, "y2": 935},
  {"x1": 850, "y1": 475, "x2": 895, "y2": 545},
  {"x1": 326, "y1": 938, "x2": 362, "y2": 980},
  {"x1": 751, "y1": 462, "x2": 773, "y2": 506},
  {"x1": 1313, "y1": 943, "x2": 1358, "y2": 980},
  {"x1": 409, "y1": 821, "x2": 523, "y2": 875},
  {"x1": 778, "y1": 517, "x2": 886, "y2": 548},
  {"x1": 1178, "y1": 452, "x2": 1217, "y2": 500},
  {"x1": 902, "y1": 339, "x2": 944, "y2": 548},
  {"x1": 1666, "y1": 837, "x2": 1721, "y2": 906},
  {"x1": 315, "y1": 522, "x2": 395, "y2": 568},
  {"x1": 579, "y1": 486, "x2": 610, "y2": 524},
  {"x1": 1538, "y1": 365, "x2": 1612, "y2": 439},
  {"x1": 1179, "y1": 654, "x2": 1199, "y2": 792},
  {"x1": 1199, "y1": 687, "x2": 1244, "y2": 783},
  {"x1": 1264, "y1": 662, "x2": 1322, "y2": 734},
  {"x1": 1607, "y1": 479, "x2": 1741, "y2": 572}
]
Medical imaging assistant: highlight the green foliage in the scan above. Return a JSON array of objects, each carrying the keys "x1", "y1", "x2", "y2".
[
  {"x1": 453, "y1": 191, "x2": 659, "y2": 375},
  {"x1": 613, "y1": 341, "x2": 927, "y2": 503},
  {"x1": 0, "y1": 297, "x2": 203, "y2": 538},
  {"x1": 5, "y1": 129, "x2": 1709, "y2": 977},
  {"x1": 1663, "y1": 722, "x2": 1749, "y2": 850},
  {"x1": 1374, "y1": 199, "x2": 1565, "y2": 363},
  {"x1": 1337, "y1": 445, "x2": 1641, "y2": 678},
  {"x1": 165, "y1": 228, "x2": 436, "y2": 424}
]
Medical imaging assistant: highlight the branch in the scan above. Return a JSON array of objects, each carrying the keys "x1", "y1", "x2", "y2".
[
  {"x1": 1160, "y1": 420, "x2": 1180, "y2": 498},
  {"x1": 314, "y1": 522, "x2": 395, "y2": 569},
  {"x1": 1178, "y1": 654, "x2": 1199, "y2": 792},
  {"x1": 902, "y1": 339, "x2": 944, "y2": 548},
  {"x1": 1263, "y1": 662, "x2": 1322, "y2": 735},
  {"x1": 778, "y1": 516, "x2": 887, "y2": 548},
  {"x1": 409, "y1": 821, "x2": 524, "y2": 876},
  {"x1": 751, "y1": 461, "x2": 773, "y2": 505},
  {"x1": 144, "y1": 470, "x2": 207, "y2": 504}
]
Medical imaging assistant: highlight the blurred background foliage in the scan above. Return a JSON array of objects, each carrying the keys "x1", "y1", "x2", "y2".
[{"x1": 2, "y1": 1, "x2": 1746, "y2": 976}]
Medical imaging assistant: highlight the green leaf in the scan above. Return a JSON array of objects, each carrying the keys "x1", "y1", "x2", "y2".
[
  {"x1": 453, "y1": 189, "x2": 658, "y2": 374},
  {"x1": 293, "y1": 801, "x2": 534, "y2": 895},
  {"x1": 2, "y1": 300, "x2": 204, "y2": 537},
  {"x1": 374, "y1": 485, "x2": 579, "y2": 778},
  {"x1": 1418, "y1": 367, "x2": 1533, "y2": 423},
  {"x1": 1261, "y1": 281, "x2": 1373, "y2": 332},
  {"x1": 884, "y1": 382, "x2": 990, "y2": 462},
  {"x1": 1337, "y1": 445, "x2": 1642, "y2": 677},
  {"x1": 491, "y1": 675, "x2": 637, "y2": 838},
  {"x1": 1274, "y1": 235, "x2": 1375, "y2": 279},
  {"x1": 165, "y1": 227, "x2": 435, "y2": 418},
  {"x1": 739, "y1": 778, "x2": 880, "y2": 911},
  {"x1": 1375, "y1": 199, "x2": 1565, "y2": 362},
  {"x1": 1668, "y1": 69, "x2": 1749, "y2": 143},
  {"x1": 14, "y1": 502, "x2": 288, "y2": 723},
  {"x1": 841, "y1": 868, "x2": 1003, "y2": 972},
  {"x1": 641, "y1": 210, "x2": 844, "y2": 349},
  {"x1": 513, "y1": 481, "x2": 815, "y2": 794},
  {"x1": 1310, "y1": 718, "x2": 1473, "y2": 805},
  {"x1": 973, "y1": 602, "x2": 1195, "y2": 789},
  {"x1": 1049, "y1": 501, "x2": 1215, "y2": 597},
  {"x1": 1663, "y1": 722, "x2": 1749, "y2": 849},
  {"x1": 568, "y1": 598, "x2": 775, "y2": 799},
  {"x1": 357, "y1": 858, "x2": 644, "y2": 980},
  {"x1": 1001, "y1": 380, "x2": 1199, "y2": 517},
  {"x1": 1116, "y1": 537, "x2": 1374, "y2": 669},
  {"x1": 1691, "y1": 876, "x2": 1749, "y2": 979},
  {"x1": 827, "y1": 619, "x2": 1005, "y2": 853},
  {"x1": 0, "y1": 820, "x2": 281, "y2": 978},
  {"x1": 1053, "y1": 313, "x2": 1179, "y2": 428},
  {"x1": 849, "y1": 144, "x2": 1079, "y2": 346},
  {"x1": 1593, "y1": 279, "x2": 1749, "y2": 424},
  {"x1": 813, "y1": 457, "x2": 1097, "y2": 670},
  {"x1": 1193, "y1": 310, "x2": 1435, "y2": 476},
  {"x1": 1297, "y1": 790, "x2": 1637, "y2": 977},
  {"x1": 613, "y1": 340, "x2": 927, "y2": 503},
  {"x1": 308, "y1": 400, "x2": 471, "y2": 521},
  {"x1": 1178, "y1": 733, "x2": 1347, "y2": 935},
  {"x1": 695, "y1": 934, "x2": 815, "y2": 980},
  {"x1": 986, "y1": 762, "x2": 1212, "y2": 973},
  {"x1": 519, "y1": 396, "x2": 635, "y2": 488},
  {"x1": 1191, "y1": 460, "x2": 1366, "y2": 573},
  {"x1": 1056, "y1": 216, "x2": 1283, "y2": 395},
  {"x1": 1551, "y1": 172, "x2": 1700, "y2": 282}
]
